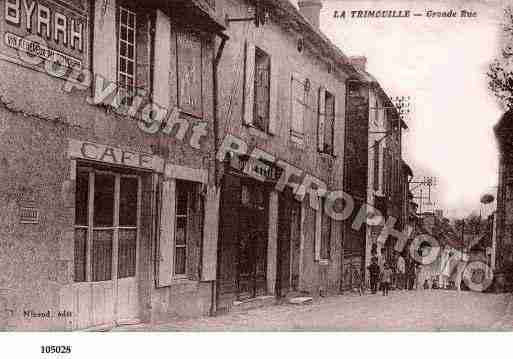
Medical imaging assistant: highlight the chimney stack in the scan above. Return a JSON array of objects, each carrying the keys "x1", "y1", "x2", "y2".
[
  {"x1": 298, "y1": 0, "x2": 322, "y2": 29},
  {"x1": 349, "y1": 56, "x2": 367, "y2": 71}
]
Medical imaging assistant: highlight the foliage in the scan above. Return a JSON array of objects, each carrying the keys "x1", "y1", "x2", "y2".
[{"x1": 488, "y1": 7, "x2": 513, "y2": 110}]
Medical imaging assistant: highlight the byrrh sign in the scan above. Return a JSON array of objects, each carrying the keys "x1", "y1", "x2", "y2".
[{"x1": 1, "y1": 0, "x2": 87, "y2": 68}]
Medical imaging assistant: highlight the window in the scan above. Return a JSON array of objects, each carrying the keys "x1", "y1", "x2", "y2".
[
  {"x1": 506, "y1": 182, "x2": 513, "y2": 200},
  {"x1": 291, "y1": 77, "x2": 307, "y2": 143},
  {"x1": 373, "y1": 99, "x2": 379, "y2": 127},
  {"x1": 118, "y1": 6, "x2": 137, "y2": 106},
  {"x1": 173, "y1": 180, "x2": 203, "y2": 277},
  {"x1": 253, "y1": 47, "x2": 271, "y2": 131},
  {"x1": 323, "y1": 91, "x2": 335, "y2": 154},
  {"x1": 373, "y1": 140, "x2": 380, "y2": 191},
  {"x1": 74, "y1": 168, "x2": 139, "y2": 283},
  {"x1": 174, "y1": 181, "x2": 190, "y2": 276}
]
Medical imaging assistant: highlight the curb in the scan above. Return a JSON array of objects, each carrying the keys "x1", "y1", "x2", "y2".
[{"x1": 491, "y1": 293, "x2": 513, "y2": 330}]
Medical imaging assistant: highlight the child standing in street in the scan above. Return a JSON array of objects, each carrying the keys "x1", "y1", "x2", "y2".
[{"x1": 382, "y1": 264, "x2": 393, "y2": 296}]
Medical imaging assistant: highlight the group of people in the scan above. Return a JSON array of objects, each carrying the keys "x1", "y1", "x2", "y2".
[{"x1": 367, "y1": 248, "x2": 418, "y2": 296}]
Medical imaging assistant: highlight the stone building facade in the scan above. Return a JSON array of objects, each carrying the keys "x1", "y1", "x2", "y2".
[
  {"x1": 0, "y1": 0, "x2": 225, "y2": 330},
  {"x1": 493, "y1": 110, "x2": 513, "y2": 291},
  {"x1": 0, "y1": 0, "x2": 401, "y2": 330},
  {"x1": 215, "y1": 0, "x2": 361, "y2": 310}
]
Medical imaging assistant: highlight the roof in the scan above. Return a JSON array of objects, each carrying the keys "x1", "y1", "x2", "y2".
[
  {"x1": 402, "y1": 160, "x2": 413, "y2": 177},
  {"x1": 263, "y1": 0, "x2": 362, "y2": 80},
  {"x1": 260, "y1": 1, "x2": 401, "y2": 119},
  {"x1": 494, "y1": 110, "x2": 513, "y2": 152}
]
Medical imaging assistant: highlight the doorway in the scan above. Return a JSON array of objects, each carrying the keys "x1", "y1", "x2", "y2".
[
  {"x1": 73, "y1": 167, "x2": 140, "y2": 329},
  {"x1": 276, "y1": 190, "x2": 302, "y2": 297},
  {"x1": 236, "y1": 183, "x2": 268, "y2": 300}
]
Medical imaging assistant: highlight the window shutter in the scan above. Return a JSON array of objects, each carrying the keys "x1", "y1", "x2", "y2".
[
  {"x1": 157, "y1": 179, "x2": 176, "y2": 287},
  {"x1": 268, "y1": 56, "x2": 279, "y2": 135},
  {"x1": 315, "y1": 207, "x2": 322, "y2": 261},
  {"x1": 93, "y1": 0, "x2": 117, "y2": 83},
  {"x1": 201, "y1": 185, "x2": 220, "y2": 281},
  {"x1": 153, "y1": 9, "x2": 171, "y2": 109},
  {"x1": 332, "y1": 94, "x2": 339, "y2": 155},
  {"x1": 243, "y1": 40, "x2": 255, "y2": 125},
  {"x1": 317, "y1": 86, "x2": 326, "y2": 151}
]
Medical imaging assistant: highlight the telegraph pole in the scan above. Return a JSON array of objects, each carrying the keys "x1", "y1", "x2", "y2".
[{"x1": 410, "y1": 176, "x2": 438, "y2": 217}]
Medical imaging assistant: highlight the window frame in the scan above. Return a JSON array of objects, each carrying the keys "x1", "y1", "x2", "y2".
[
  {"x1": 322, "y1": 90, "x2": 336, "y2": 155},
  {"x1": 173, "y1": 180, "x2": 192, "y2": 278},
  {"x1": 117, "y1": 5, "x2": 137, "y2": 106},
  {"x1": 73, "y1": 167, "x2": 141, "y2": 284}
]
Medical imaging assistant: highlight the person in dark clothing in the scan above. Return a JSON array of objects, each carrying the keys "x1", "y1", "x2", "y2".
[
  {"x1": 367, "y1": 257, "x2": 380, "y2": 294},
  {"x1": 382, "y1": 264, "x2": 393, "y2": 296}
]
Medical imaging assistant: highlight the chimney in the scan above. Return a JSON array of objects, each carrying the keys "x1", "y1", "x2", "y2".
[
  {"x1": 349, "y1": 56, "x2": 367, "y2": 71},
  {"x1": 298, "y1": 0, "x2": 322, "y2": 29}
]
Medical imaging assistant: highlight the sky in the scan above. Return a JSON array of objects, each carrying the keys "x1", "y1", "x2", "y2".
[{"x1": 295, "y1": 0, "x2": 509, "y2": 218}]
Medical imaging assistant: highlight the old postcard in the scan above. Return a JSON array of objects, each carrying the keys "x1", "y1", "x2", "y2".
[{"x1": 0, "y1": 0, "x2": 512, "y2": 349}]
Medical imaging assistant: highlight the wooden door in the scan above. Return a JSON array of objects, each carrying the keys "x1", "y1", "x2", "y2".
[
  {"x1": 277, "y1": 192, "x2": 301, "y2": 296},
  {"x1": 277, "y1": 195, "x2": 292, "y2": 297},
  {"x1": 72, "y1": 169, "x2": 140, "y2": 329},
  {"x1": 236, "y1": 183, "x2": 268, "y2": 300},
  {"x1": 216, "y1": 174, "x2": 241, "y2": 312}
]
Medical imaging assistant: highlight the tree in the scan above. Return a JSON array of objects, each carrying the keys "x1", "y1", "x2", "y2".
[{"x1": 488, "y1": 6, "x2": 513, "y2": 110}]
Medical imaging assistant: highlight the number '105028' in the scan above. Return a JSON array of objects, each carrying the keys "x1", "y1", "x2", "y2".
[{"x1": 41, "y1": 346, "x2": 71, "y2": 354}]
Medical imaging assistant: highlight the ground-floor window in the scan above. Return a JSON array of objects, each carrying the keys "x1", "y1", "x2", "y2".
[
  {"x1": 74, "y1": 167, "x2": 140, "y2": 283},
  {"x1": 173, "y1": 180, "x2": 202, "y2": 276}
]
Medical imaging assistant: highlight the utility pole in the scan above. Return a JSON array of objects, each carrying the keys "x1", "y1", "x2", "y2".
[{"x1": 410, "y1": 176, "x2": 438, "y2": 217}]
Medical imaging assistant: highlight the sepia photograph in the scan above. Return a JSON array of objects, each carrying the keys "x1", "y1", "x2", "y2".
[{"x1": 0, "y1": 0, "x2": 513, "y2": 352}]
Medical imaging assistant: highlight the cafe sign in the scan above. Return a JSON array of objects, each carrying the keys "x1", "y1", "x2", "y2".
[
  {"x1": 68, "y1": 139, "x2": 165, "y2": 172},
  {"x1": 1, "y1": 0, "x2": 88, "y2": 69}
]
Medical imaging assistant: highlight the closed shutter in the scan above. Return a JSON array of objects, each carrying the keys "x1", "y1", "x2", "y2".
[
  {"x1": 254, "y1": 54, "x2": 270, "y2": 129},
  {"x1": 153, "y1": 9, "x2": 171, "y2": 109},
  {"x1": 187, "y1": 184, "x2": 202, "y2": 281},
  {"x1": 93, "y1": 0, "x2": 117, "y2": 83},
  {"x1": 268, "y1": 56, "x2": 279, "y2": 135},
  {"x1": 317, "y1": 86, "x2": 326, "y2": 152},
  {"x1": 373, "y1": 141, "x2": 380, "y2": 191},
  {"x1": 201, "y1": 186, "x2": 220, "y2": 281},
  {"x1": 243, "y1": 40, "x2": 255, "y2": 125},
  {"x1": 324, "y1": 92, "x2": 335, "y2": 154},
  {"x1": 157, "y1": 179, "x2": 176, "y2": 287},
  {"x1": 333, "y1": 94, "x2": 340, "y2": 156},
  {"x1": 315, "y1": 206, "x2": 322, "y2": 261}
]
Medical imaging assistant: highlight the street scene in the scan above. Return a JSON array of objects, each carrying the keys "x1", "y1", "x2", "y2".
[
  {"x1": 115, "y1": 291, "x2": 513, "y2": 331},
  {"x1": 0, "y1": 0, "x2": 513, "y2": 336}
]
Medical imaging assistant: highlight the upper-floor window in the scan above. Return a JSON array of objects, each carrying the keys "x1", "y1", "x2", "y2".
[
  {"x1": 373, "y1": 99, "x2": 379, "y2": 127},
  {"x1": 253, "y1": 47, "x2": 271, "y2": 131},
  {"x1": 506, "y1": 182, "x2": 513, "y2": 201},
  {"x1": 323, "y1": 91, "x2": 335, "y2": 155},
  {"x1": 118, "y1": 6, "x2": 137, "y2": 106},
  {"x1": 317, "y1": 88, "x2": 335, "y2": 155}
]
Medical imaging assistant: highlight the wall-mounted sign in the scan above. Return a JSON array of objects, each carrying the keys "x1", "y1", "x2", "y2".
[
  {"x1": 230, "y1": 155, "x2": 281, "y2": 183},
  {"x1": 1, "y1": 0, "x2": 88, "y2": 69},
  {"x1": 20, "y1": 206, "x2": 39, "y2": 224},
  {"x1": 68, "y1": 139, "x2": 165, "y2": 172}
]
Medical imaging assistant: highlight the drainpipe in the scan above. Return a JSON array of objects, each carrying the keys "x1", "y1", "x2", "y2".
[{"x1": 210, "y1": 32, "x2": 228, "y2": 317}]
